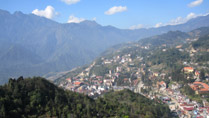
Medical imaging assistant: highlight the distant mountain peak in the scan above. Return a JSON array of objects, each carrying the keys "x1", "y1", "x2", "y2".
[
  {"x1": 79, "y1": 20, "x2": 101, "y2": 27},
  {"x1": 13, "y1": 11, "x2": 24, "y2": 15},
  {"x1": 0, "y1": 9, "x2": 10, "y2": 15}
]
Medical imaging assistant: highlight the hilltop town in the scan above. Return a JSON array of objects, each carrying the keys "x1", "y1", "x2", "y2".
[{"x1": 54, "y1": 30, "x2": 209, "y2": 117}]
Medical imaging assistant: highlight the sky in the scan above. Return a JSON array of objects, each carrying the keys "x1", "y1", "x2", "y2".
[{"x1": 0, "y1": 0, "x2": 209, "y2": 29}]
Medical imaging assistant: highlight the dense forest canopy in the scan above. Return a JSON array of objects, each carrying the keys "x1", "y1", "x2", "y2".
[{"x1": 0, "y1": 77, "x2": 170, "y2": 118}]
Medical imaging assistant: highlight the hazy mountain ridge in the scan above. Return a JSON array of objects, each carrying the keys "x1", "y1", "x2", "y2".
[
  {"x1": 54, "y1": 27, "x2": 209, "y2": 85},
  {"x1": 0, "y1": 9, "x2": 209, "y2": 84}
]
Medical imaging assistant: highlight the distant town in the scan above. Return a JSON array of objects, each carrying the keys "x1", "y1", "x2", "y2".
[{"x1": 58, "y1": 38, "x2": 209, "y2": 118}]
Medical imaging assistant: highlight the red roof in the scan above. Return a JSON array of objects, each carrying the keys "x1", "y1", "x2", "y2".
[
  {"x1": 183, "y1": 107, "x2": 194, "y2": 111},
  {"x1": 96, "y1": 76, "x2": 103, "y2": 79}
]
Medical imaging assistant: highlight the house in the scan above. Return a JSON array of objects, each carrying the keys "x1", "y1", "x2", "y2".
[
  {"x1": 66, "y1": 78, "x2": 72, "y2": 83},
  {"x1": 153, "y1": 72, "x2": 159, "y2": 77},
  {"x1": 183, "y1": 106, "x2": 194, "y2": 111},
  {"x1": 190, "y1": 82, "x2": 209, "y2": 94},
  {"x1": 74, "y1": 81, "x2": 83, "y2": 86},
  {"x1": 171, "y1": 84, "x2": 180, "y2": 90},
  {"x1": 162, "y1": 97, "x2": 171, "y2": 101},
  {"x1": 176, "y1": 45, "x2": 182, "y2": 49},
  {"x1": 195, "y1": 71, "x2": 200, "y2": 76},
  {"x1": 183, "y1": 67, "x2": 194, "y2": 73},
  {"x1": 160, "y1": 73, "x2": 166, "y2": 79},
  {"x1": 116, "y1": 67, "x2": 122, "y2": 72},
  {"x1": 96, "y1": 76, "x2": 103, "y2": 79},
  {"x1": 133, "y1": 79, "x2": 139, "y2": 86},
  {"x1": 190, "y1": 48, "x2": 197, "y2": 53},
  {"x1": 195, "y1": 71, "x2": 200, "y2": 78},
  {"x1": 103, "y1": 79, "x2": 112, "y2": 86},
  {"x1": 124, "y1": 78, "x2": 129, "y2": 83},
  {"x1": 157, "y1": 81, "x2": 167, "y2": 89},
  {"x1": 104, "y1": 60, "x2": 111, "y2": 64},
  {"x1": 194, "y1": 71, "x2": 200, "y2": 79}
]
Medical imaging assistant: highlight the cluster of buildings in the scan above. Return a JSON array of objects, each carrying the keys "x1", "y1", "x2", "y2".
[
  {"x1": 57, "y1": 42, "x2": 209, "y2": 117},
  {"x1": 138, "y1": 65, "x2": 209, "y2": 118},
  {"x1": 139, "y1": 79, "x2": 209, "y2": 118},
  {"x1": 60, "y1": 76, "x2": 116, "y2": 97},
  {"x1": 164, "y1": 85, "x2": 209, "y2": 118},
  {"x1": 59, "y1": 53, "x2": 140, "y2": 97}
]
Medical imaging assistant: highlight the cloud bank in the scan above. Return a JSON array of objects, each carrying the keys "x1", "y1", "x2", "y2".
[
  {"x1": 154, "y1": 12, "x2": 206, "y2": 28},
  {"x1": 105, "y1": 6, "x2": 127, "y2": 15},
  {"x1": 32, "y1": 6, "x2": 58, "y2": 19}
]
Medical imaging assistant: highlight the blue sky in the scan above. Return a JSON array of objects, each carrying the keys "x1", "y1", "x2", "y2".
[{"x1": 0, "y1": 0, "x2": 208, "y2": 29}]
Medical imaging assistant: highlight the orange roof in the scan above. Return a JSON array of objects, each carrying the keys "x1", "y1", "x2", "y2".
[
  {"x1": 159, "y1": 81, "x2": 166, "y2": 85},
  {"x1": 184, "y1": 67, "x2": 194, "y2": 70},
  {"x1": 66, "y1": 78, "x2": 71, "y2": 80},
  {"x1": 190, "y1": 84, "x2": 197, "y2": 91},
  {"x1": 194, "y1": 82, "x2": 209, "y2": 89},
  {"x1": 200, "y1": 89, "x2": 209, "y2": 92},
  {"x1": 74, "y1": 82, "x2": 81, "y2": 85}
]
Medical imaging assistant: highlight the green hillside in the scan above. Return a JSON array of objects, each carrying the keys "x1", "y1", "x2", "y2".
[{"x1": 0, "y1": 77, "x2": 170, "y2": 118}]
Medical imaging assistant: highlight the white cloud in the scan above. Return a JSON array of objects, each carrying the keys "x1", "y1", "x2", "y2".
[
  {"x1": 155, "y1": 23, "x2": 163, "y2": 28},
  {"x1": 154, "y1": 12, "x2": 202, "y2": 27},
  {"x1": 168, "y1": 12, "x2": 199, "y2": 25},
  {"x1": 61, "y1": 0, "x2": 80, "y2": 5},
  {"x1": 105, "y1": 6, "x2": 127, "y2": 15},
  {"x1": 186, "y1": 12, "x2": 196, "y2": 19},
  {"x1": 67, "y1": 15, "x2": 85, "y2": 23},
  {"x1": 32, "y1": 6, "x2": 58, "y2": 19},
  {"x1": 129, "y1": 24, "x2": 144, "y2": 30},
  {"x1": 92, "y1": 17, "x2": 96, "y2": 21},
  {"x1": 188, "y1": 0, "x2": 203, "y2": 7},
  {"x1": 168, "y1": 17, "x2": 185, "y2": 25}
]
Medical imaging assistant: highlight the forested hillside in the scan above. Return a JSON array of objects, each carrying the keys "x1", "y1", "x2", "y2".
[{"x1": 0, "y1": 77, "x2": 170, "y2": 118}]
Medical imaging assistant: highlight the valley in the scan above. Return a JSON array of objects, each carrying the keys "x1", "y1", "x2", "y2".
[
  {"x1": 1, "y1": 9, "x2": 209, "y2": 84},
  {"x1": 53, "y1": 27, "x2": 209, "y2": 117},
  {"x1": 0, "y1": 2, "x2": 209, "y2": 117}
]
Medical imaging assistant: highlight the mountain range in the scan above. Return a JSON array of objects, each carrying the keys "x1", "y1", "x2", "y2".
[
  {"x1": 53, "y1": 26, "x2": 209, "y2": 85},
  {"x1": 0, "y1": 9, "x2": 209, "y2": 84}
]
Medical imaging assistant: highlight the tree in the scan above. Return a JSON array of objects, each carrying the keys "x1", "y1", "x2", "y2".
[
  {"x1": 200, "y1": 69, "x2": 205, "y2": 81},
  {"x1": 183, "y1": 85, "x2": 195, "y2": 96},
  {"x1": 0, "y1": 104, "x2": 5, "y2": 117}
]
